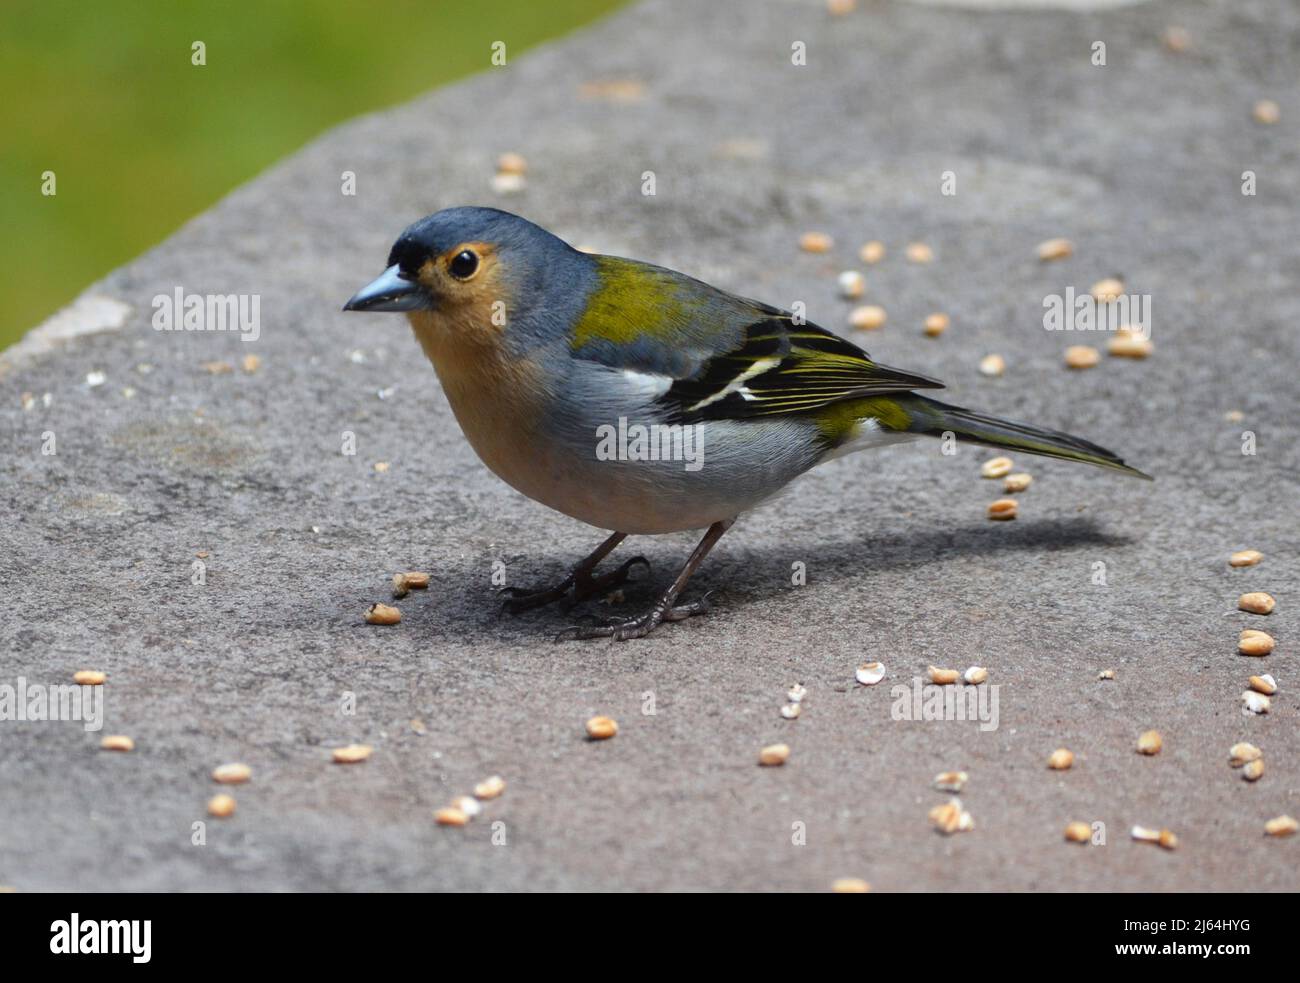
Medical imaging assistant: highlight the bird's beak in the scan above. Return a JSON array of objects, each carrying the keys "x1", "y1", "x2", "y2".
[{"x1": 343, "y1": 264, "x2": 432, "y2": 312}]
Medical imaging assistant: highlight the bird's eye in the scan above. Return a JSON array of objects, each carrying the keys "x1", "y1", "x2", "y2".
[{"x1": 449, "y1": 249, "x2": 479, "y2": 280}]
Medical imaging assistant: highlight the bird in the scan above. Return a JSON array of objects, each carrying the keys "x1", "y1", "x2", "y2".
[{"x1": 345, "y1": 206, "x2": 1149, "y2": 640}]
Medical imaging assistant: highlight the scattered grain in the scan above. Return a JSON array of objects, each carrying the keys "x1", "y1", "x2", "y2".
[
  {"x1": 933, "y1": 771, "x2": 968, "y2": 792},
  {"x1": 490, "y1": 172, "x2": 525, "y2": 194},
  {"x1": 1239, "y1": 629, "x2": 1274, "y2": 656},
  {"x1": 1238, "y1": 592, "x2": 1275, "y2": 615},
  {"x1": 586, "y1": 716, "x2": 618, "y2": 740},
  {"x1": 759, "y1": 743, "x2": 791, "y2": 766},
  {"x1": 1229, "y1": 742, "x2": 1262, "y2": 767},
  {"x1": 929, "y1": 798, "x2": 974, "y2": 834},
  {"x1": 1065, "y1": 345, "x2": 1100, "y2": 369},
  {"x1": 855, "y1": 661, "x2": 886, "y2": 685},
  {"x1": 1107, "y1": 328, "x2": 1153, "y2": 358},
  {"x1": 332, "y1": 743, "x2": 372, "y2": 764},
  {"x1": 1090, "y1": 278, "x2": 1125, "y2": 302},
  {"x1": 366, "y1": 603, "x2": 401, "y2": 625},
  {"x1": 1048, "y1": 748, "x2": 1075, "y2": 771},
  {"x1": 1265, "y1": 815, "x2": 1298, "y2": 837},
  {"x1": 800, "y1": 231, "x2": 833, "y2": 253},
  {"x1": 1137, "y1": 730, "x2": 1163, "y2": 755},
  {"x1": 848, "y1": 304, "x2": 886, "y2": 330},
  {"x1": 1242, "y1": 691, "x2": 1271, "y2": 715},
  {"x1": 831, "y1": 877, "x2": 871, "y2": 892},
  {"x1": 1248, "y1": 674, "x2": 1276, "y2": 696},
  {"x1": 1163, "y1": 26, "x2": 1190, "y2": 52},
  {"x1": 1037, "y1": 238, "x2": 1074, "y2": 261},
  {"x1": 1131, "y1": 825, "x2": 1177, "y2": 849},
  {"x1": 980, "y1": 456, "x2": 1013, "y2": 478},
  {"x1": 987, "y1": 498, "x2": 1018, "y2": 521},
  {"x1": 452, "y1": 795, "x2": 483, "y2": 818},
  {"x1": 1253, "y1": 99, "x2": 1280, "y2": 125},
  {"x1": 1064, "y1": 821, "x2": 1092, "y2": 843},
  {"x1": 212, "y1": 763, "x2": 252, "y2": 785},
  {"x1": 496, "y1": 151, "x2": 528, "y2": 175},
  {"x1": 475, "y1": 776, "x2": 506, "y2": 800}
]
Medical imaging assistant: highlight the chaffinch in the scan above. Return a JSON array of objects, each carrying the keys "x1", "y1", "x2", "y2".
[{"x1": 345, "y1": 206, "x2": 1148, "y2": 640}]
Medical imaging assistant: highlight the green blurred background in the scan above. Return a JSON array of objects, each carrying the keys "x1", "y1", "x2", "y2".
[{"x1": 0, "y1": 0, "x2": 625, "y2": 349}]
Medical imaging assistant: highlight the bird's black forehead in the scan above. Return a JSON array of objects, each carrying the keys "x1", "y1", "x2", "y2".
[
  {"x1": 386, "y1": 234, "x2": 434, "y2": 274},
  {"x1": 385, "y1": 207, "x2": 510, "y2": 272}
]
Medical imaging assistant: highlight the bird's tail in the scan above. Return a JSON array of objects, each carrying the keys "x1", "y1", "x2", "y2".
[{"x1": 892, "y1": 394, "x2": 1152, "y2": 479}]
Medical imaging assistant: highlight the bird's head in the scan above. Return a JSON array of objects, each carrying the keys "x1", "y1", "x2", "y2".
[{"x1": 344, "y1": 207, "x2": 588, "y2": 353}]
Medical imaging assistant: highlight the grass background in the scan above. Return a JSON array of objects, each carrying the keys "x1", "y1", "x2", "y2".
[{"x1": 0, "y1": 0, "x2": 625, "y2": 348}]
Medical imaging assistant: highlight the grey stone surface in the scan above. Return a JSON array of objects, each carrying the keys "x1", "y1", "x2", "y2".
[{"x1": 2, "y1": 0, "x2": 1298, "y2": 891}]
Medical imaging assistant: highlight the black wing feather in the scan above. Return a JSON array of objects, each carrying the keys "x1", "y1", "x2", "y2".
[{"x1": 659, "y1": 317, "x2": 943, "y2": 424}]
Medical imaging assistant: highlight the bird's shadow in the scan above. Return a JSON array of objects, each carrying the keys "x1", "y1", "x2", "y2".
[
  {"x1": 466, "y1": 517, "x2": 1129, "y2": 634},
  {"x1": 697, "y1": 517, "x2": 1127, "y2": 610}
]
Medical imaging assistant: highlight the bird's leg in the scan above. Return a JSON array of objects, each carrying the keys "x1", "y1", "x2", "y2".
[
  {"x1": 500, "y1": 531, "x2": 649, "y2": 614},
  {"x1": 557, "y1": 518, "x2": 734, "y2": 641}
]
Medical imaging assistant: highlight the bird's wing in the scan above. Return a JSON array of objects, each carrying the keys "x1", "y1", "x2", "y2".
[
  {"x1": 655, "y1": 315, "x2": 944, "y2": 423},
  {"x1": 568, "y1": 255, "x2": 943, "y2": 423}
]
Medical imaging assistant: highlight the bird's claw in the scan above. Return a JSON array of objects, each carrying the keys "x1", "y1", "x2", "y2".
[
  {"x1": 501, "y1": 555, "x2": 651, "y2": 616},
  {"x1": 554, "y1": 594, "x2": 711, "y2": 642},
  {"x1": 662, "y1": 592, "x2": 712, "y2": 622},
  {"x1": 593, "y1": 555, "x2": 651, "y2": 594},
  {"x1": 551, "y1": 611, "x2": 616, "y2": 642}
]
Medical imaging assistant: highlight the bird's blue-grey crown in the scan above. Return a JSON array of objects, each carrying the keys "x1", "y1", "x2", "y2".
[{"x1": 387, "y1": 206, "x2": 574, "y2": 273}]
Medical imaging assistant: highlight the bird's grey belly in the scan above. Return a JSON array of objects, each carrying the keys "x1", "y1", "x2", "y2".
[{"x1": 470, "y1": 415, "x2": 826, "y2": 535}]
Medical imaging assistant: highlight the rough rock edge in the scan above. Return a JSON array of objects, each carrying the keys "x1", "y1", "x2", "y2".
[{"x1": 0, "y1": 292, "x2": 133, "y2": 377}]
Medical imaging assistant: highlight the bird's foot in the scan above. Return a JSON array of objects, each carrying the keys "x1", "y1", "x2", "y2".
[
  {"x1": 555, "y1": 593, "x2": 711, "y2": 642},
  {"x1": 500, "y1": 556, "x2": 650, "y2": 615}
]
